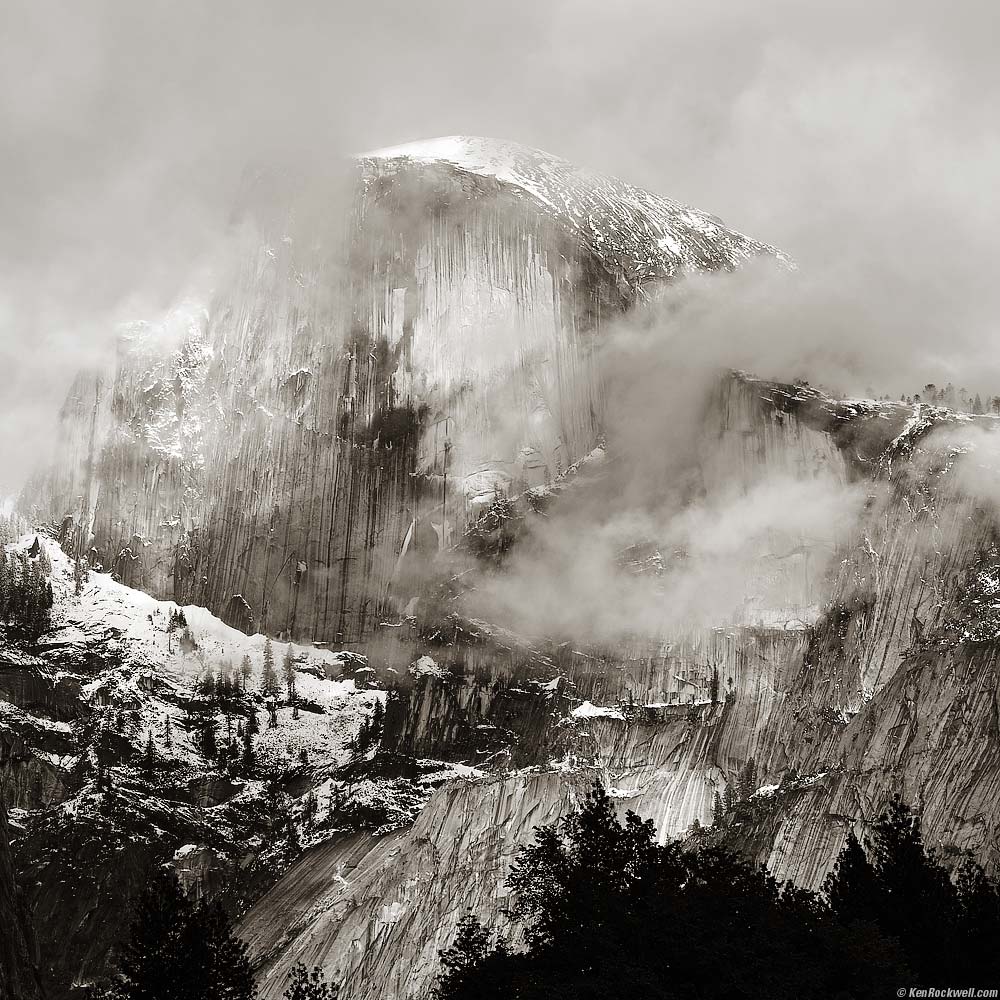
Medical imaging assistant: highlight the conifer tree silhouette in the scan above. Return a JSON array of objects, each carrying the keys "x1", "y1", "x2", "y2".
[
  {"x1": 436, "y1": 784, "x2": 910, "y2": 1000},
  {"x1": 117, "y1": 869, "x2": 255, "y2": 999}
]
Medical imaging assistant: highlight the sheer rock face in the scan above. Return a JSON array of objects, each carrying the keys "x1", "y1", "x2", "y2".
[
  {"x1": 609, "y1": 390, "x2": 1000, "y2": 877},
  {"x1": 243, "y1": 771, "x2": 591, "y2": 1000},
  {"x1": 31, "y1": 138, "x2": 776, "y2": 646},
  {"x1": 244, "y1": 382, "x2": 1000, "y2": 1000}
]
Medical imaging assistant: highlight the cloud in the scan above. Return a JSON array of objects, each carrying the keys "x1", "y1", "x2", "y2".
[
  {"x1": 2, "y1": 0, "x2": 999, "y2": 498},
  {"x1": 461, "y1": 280, "x2": 868, "y2": 643},
  {"x1": 471, "y1": 467, "x2": 863, "y2": 642},
  {"x1": 921, "y1": 422, "x2": 1000, "y2": 512}
]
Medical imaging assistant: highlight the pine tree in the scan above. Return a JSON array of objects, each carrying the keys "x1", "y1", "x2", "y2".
[
  {"x1": 240, "y1": 654, "x2": 252, "y2": 690},
  {"x1": 283, "y1": 645, "x2": 296, "y2": 701},
  {"x1": 302, "y1": 789, "x2": 318, "y2": 830},
  {"x1": 722, "y1": 782, "x2": 737, "y2": 815},
  {"x1": 117, "y1": 869, "x2": 255, "y2": 999},
  {"x1": 163, "y1": 714, "x2": 173, "y2": 747},
  {"x1": 821, "y1": 797, "x2": 977, "y2": 984},
  {"x1": 197, "y1": 668, "x2": 216, "y2": 702},
  {"x1": 0, "y1": 550, "x2": 10, "y2": 617},
  {"x1": 199, "y1": 716, "x2": 218, "y2": 760},
  {"x1": 262, "y1": 639, "x2": 280, "y2": 698},
  {"x1": 822, "y1": 830, "x2": 879, "y2": 924},
  {"x1": 118, "y1": 869, "x2": 194, "y2": 998},
  {"x1": 954, "y1": 856, "x2": 1000, "y2": 984},
  {"x1": 435, "y1": 915, "x2": 507, "y2": 1000},
  {"x1": 865, "y1": 796, "x2": 959, "y2": 974},
  {"x1": 217, "y1": 661, "x2": 233, "y2": 705},
  {"x1": 327, "y1": 783, "x2": 344, "y2": 824},
  {"x1": 187, "y1": 897, "x2": 256, "y2": 1000},
  {"x1": 712, "y1": 790, "x2": 725, "y2": 826},
  {"x1": 284, "y1": 962, "x2": 338, "y2": 1000},
  {"x1": 141, "y1": 732, "x2": 157, "y2": 778},
  {"x1": 0, "y1": 548, "x2": 54, "y2": 638}
]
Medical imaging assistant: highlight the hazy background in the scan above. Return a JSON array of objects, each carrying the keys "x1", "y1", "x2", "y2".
[{"x1": 2, "y1": 0, "x2": 999, "y2": 494}]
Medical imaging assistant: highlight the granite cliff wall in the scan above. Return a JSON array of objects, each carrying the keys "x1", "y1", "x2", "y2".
[
  {"x1": 31, "y1": 140, "x2": 774, "y2": 647},
  {"x1": 243, "y1": 379, "x2": 1000, "y2": 999},
  {"x1": 31, "y1": 164, "x2": 642, "y2": 644}
]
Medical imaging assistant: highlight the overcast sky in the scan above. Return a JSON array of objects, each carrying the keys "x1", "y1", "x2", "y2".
[{"x1": 2, "y1": 0, "x2": 999, "y2": 491}]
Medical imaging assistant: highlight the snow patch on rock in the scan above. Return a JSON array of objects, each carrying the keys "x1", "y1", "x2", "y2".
[{"x1": 570, "y1": 701, "x2": 625, "y2": 721}]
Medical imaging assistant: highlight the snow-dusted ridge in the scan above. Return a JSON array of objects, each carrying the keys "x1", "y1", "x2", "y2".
[
  {"x1": 2, "y1": 530, "x2": 502, "y2": 991},
  {"x1": 4, "y1": 534, "x2": 384, "y2": 786},
  {"x1": 363, "y1": 136, "x2": 567, "y2": 209},
  {"x1": 361, "y1": 135, "x2": 787, "y2": 286}
]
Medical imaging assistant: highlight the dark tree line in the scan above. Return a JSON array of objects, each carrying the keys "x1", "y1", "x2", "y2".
[
  {"x1": 435, "y1": 786, "x2": 1000, "y2": 1000},
  {"x1": 820, "y1": 796, "x2": 1000, "y2": 986},
  {"x1": 0, "y1": 540, "x2": 53, "y2": 638},
  {"x1": 107, "y1": 869, "x2": 255, "y2": 999},
  {"x1": 895, "y1": 382, "x2": 1000, "y2": 414},
  {"x1": 185, "y1": 656, "x2": 261, "y2": 775},
  {"x1": 103, "y1": 870, "x2": 337, "y2": 999},
  {"x1": 712, "y1": 758, "x2": 757, "y2": 822}
]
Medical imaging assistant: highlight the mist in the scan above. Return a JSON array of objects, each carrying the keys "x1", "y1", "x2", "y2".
[
  {"x1": 463, "y1": 276, "x2": 868, "y2": 644},
  {"x1": 3, "y1": 0, "x2": 999, "y2": 498}
]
